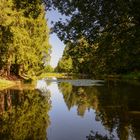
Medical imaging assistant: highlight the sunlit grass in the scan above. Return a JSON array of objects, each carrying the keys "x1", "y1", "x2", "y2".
[
  {"x1": 0, "y1": 78, "x2": 15, "y2": 90},
  {"x1": 0, "y1": 78, "x2": 36, "y2": 90},
  {"x1": 39, "y1": 73, "x2": 69, "y2": 79}
]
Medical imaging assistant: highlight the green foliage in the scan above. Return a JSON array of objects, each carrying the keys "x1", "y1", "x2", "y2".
[
  {"x1": 44, "y1": 65, "x2": 54, "y2": 72},
  {"x1": 45, "y1": 0, "x2": 140, "y2": 75},
  {"x1": 64, "y1": 37, "x2": 96, "y2": 74},
  {"x1": 0, "y1": 0, "x2": 51, "y2": 79},
  {"x1": 56, "y1": 50, "x2": 73, "y2": 73}
]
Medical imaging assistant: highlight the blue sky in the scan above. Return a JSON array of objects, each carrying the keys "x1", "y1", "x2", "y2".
[{"x1": 46, "y1": 10, "x2": 66, "y2": 68}]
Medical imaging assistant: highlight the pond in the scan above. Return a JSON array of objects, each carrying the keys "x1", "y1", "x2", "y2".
[{"x1": 0, "y1": 78, "x2": 140, "y2": 140}]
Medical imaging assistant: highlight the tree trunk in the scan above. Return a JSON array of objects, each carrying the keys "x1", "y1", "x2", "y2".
[
  {"x1": 6, "y1": 63, "x2": 11, "y2": 76},
  {"x1": 6, "y1": 53, "x2": 12, "y2": 76}
]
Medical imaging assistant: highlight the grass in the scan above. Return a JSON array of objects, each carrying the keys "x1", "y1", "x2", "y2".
[
  {"x1": 0, "y1": 77, "x2": 36, "y2": 91},
  {"x1": 38, "y1": 73, "x2": 70, "y2": 79},
  {"x1": 0, "y1": 78, "x2": 15, "y2": 90},
  {"x1": 39, "y1": 72, "x2": 140, "y2": 81},
  {"x1": 121, "y1": 72, "x2": 140, "y2": 80},
  {"x1": 98, "y1": 72, "x2": 140, "y2": 81},
  {"x1": 1, "y1": 71, "x2": 139, "y2": 90},
  {"x1": 38, "y1": 72, "x2": 90, "y2": 79}
]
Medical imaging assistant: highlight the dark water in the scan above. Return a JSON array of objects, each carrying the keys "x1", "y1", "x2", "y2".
[{"x1": 0, "y1": 79, "x2": 140, "y2": 140}]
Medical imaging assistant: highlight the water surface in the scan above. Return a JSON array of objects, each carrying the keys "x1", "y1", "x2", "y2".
[{"x1": 0, "y1": 79, "x2": 140, "y2": 140}]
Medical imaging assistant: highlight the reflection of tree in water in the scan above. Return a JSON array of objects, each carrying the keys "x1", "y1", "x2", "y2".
[
  {"x1": 58, "y1": 81, "x2": 140, "y2": 140},
  {"x1": 86, "y1": 130, "x2": 114, "y2": 140},
  {"x1": 58, "y1": 82, "x2": 99, "y2": 116},
  {"x1": 0, "y1": 89, "x2": 51, "y2": 140},
  {"x1": 96, "y1": 81, "x2": 140, "y2": 140}
]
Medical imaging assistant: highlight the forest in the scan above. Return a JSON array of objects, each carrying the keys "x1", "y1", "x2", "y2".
[
  {"x1": 53, "y1": 0, "x2": 140, "y2": 76},
  {"x1": 0, "y1": 0, "x2": 140, "y2": 80},
  {"x1": 0, "y1": 0, "x2": 51, "y2": 79},
  {"x1": 0, "y1": 1, "x2": 140, "y2": 139}
]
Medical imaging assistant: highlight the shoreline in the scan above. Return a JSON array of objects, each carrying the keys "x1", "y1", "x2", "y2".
[
  {"x1": 100, "y1": 72, "x2": 140, "y2": 81},
  {"x1": 0, "y1": 78, "x2": 16, "y2": 90},
  {"x1": 0, "y1": 78, "x2": 35, "y2": 91},
  {"x1": 40, "y1": 72, "x2": 140, "y2": 80},
  {"x1": 0, "y1": 72, "x2": 139, "y2": 90}
]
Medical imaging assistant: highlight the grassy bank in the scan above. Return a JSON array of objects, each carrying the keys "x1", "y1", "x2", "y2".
[
  {"x1": 39, "y1": 73, "x2": 69, "y2": 79},
  {"x1": 1, "y1": 71, "x2": 139, "y2": 90},
  {"x1": 0, "y1": 77, "x2": 36, "y2": 91},
  {"x1": 121, "y1": 72, "x2": 140, "y2": 80},
  {"x1": 101, "y1": 72, "x2": 140, "y2": 80},
  {"x1": 0, "y1": 78, "x2": 16, "y2": 90},
  {"x1": 39, "y1": 72, "x2": 90, "y2": 79},
  {"x1": 39, "y1": 72, "x2": 140, "y2": 80}
]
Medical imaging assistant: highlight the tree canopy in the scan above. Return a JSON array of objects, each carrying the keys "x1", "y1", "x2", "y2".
[
  {"x1": 45, "y1": 0, "x2": 140, "y2": 43},
  {"x1": 47, "y1": 0, "x2": 140, "y2": 74},
  {"x1": 0, "y1": 0, "x2": 51, "y2": 79}
]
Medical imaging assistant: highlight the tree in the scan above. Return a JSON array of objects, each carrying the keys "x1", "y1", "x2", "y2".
[
  {"x1": 64, "y1": 37, "x2": 97, "y2": 74},
  {"x1": 0, "y1": 0, "x2": 18, "y2": 76},
  {"x1": 56, "y1": 57, "x2": 73, "y2": 73},
  {"x1": 44, "y1": 65, "x2": 54, "y2": 72},
  {"x1": 55, "y1": 46, "x2": 73, "y2": 73},
  {"x1": 45, "y1": 0, "x2": 140, "y2": 43},
  {"x1": 45, "y1": 0, "x2": 140, "y2": 74},
  {"x1": 0, "y1": 0, "x2": 51, "y2": 78}
]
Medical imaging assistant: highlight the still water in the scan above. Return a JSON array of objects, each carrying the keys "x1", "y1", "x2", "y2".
[{"x1": 0, "y1": 78, "x2": 140, "y2": 140}]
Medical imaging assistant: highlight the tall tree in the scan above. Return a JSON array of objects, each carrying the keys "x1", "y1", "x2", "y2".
[
  {"x1": 0, "y1": 0, "x2": 51, "y2": 78},
  {"x1": 45, "y1": 0, "x2": 140, "y2": 74}
]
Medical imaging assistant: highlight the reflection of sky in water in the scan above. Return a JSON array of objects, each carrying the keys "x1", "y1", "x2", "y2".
[
  {"x1": 47, "y1": 82, "x2": 118, "y2": 140},
  {"x1": 1, "y1": 79, "x2": 139, "y2": 140},
  {"x1": 36, "y1": 79, "x2": 48, "y2": 93}
]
